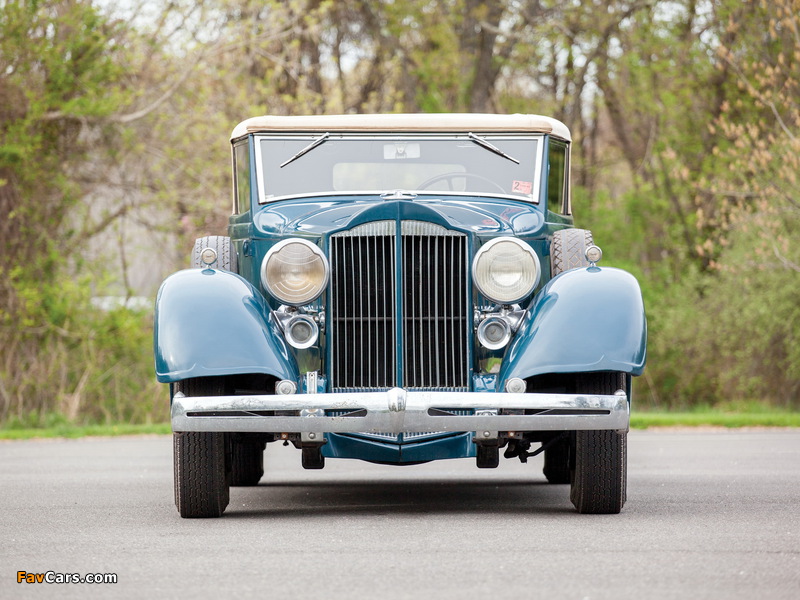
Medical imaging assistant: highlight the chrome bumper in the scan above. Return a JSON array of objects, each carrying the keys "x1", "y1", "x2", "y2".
[{"x1": 171, "y1": 388, "x2": 629, "y2": 434}]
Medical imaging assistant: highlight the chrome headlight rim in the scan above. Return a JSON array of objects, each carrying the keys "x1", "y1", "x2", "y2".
[
  {"x1": 585, "y1": 244, "x2": 603, "y2": 265},
  {"x1": 472, "y1": 237, "x2": 541, "y2": 305},
  {"x1": 261, "y1": 238, "x2": 330, "y2": 306},
  {"x1": 199, "y1": 246, "x2": 218, "y2": 267}
]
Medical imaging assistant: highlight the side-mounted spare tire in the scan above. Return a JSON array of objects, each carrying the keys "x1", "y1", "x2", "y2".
[
  {"x1": 550, "y1": 228, "x2": 593, "y2": 275},
  {"x1": 192, "y1": 235, "x2": 238, "y2": 272}
]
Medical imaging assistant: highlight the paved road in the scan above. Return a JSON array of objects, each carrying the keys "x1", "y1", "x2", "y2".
[{"x1": 1, "y1": 430, "x2": 798, "y2": 599}]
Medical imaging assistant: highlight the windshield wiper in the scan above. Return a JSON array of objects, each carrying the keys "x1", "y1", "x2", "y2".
[
  {"x1": 468, "y1": 132, "x2": 520, "y2": 164},
  {"x1": 280, "y1": 132, "x2": 330, "y2": 168}
]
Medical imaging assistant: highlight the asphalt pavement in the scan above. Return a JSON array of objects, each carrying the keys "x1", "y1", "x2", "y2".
[{"x1": 1, "y1": 430, "x2": 798, "y2": 599}]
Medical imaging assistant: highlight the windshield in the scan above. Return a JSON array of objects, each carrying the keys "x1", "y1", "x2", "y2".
[{"x1": 256, "y1": 134, "x2": 542, "y2": 202}]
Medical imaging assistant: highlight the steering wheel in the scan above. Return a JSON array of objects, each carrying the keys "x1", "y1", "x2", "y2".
[{"x1": 417, "y1": 172, "x2": 506, "y2": 193}]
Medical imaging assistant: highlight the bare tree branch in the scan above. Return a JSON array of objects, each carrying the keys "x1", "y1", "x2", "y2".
[
  {"x1": 773, "y1": 244, "x2": 800, "y2": 273},
  {"x1": 67, "y1": 204, "x2": 130, "y2": 252}
]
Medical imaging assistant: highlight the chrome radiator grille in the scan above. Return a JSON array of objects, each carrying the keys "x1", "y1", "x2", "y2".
[
  {"x1": 401, "y1": 222, "x2": 469, "y2": 389},
  {"x1": 330, "y1": 221, "x2": 469, "y2": 391},
  {"x1": 330, "y1": 221, "x2": 396, "y2": 389}
]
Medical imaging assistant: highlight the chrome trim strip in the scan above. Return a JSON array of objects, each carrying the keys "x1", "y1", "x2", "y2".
[
  {"x1": 359, "y1": 234, "x2": 365, "y2": 384},
  {"x1": 171, "y1": 390, "x2": 629, "y2": 433},
  {"x1": 331, "y1": 233, "x2": 338, "y2": 382},
  {"x1": 388, "y1": 231, "x2": 396, "y2": 387},
  {"x1": 433, "y1": 235, "x2": 440, "y2": 385},
  {"x1": 457, "y1": 235, "x2": 467, "y2": 383},
  {"x1": 259, "y1": 190, "x2": 539, "y2": 205}
]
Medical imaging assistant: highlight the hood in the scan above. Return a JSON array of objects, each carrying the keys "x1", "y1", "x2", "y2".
[{"x1": 253, "y1": 195, "x2": 545, "y2": 238}]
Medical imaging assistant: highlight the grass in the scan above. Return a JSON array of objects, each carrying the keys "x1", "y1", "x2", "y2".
[
  {"x1": 631, "y1": 400, "x2": 800, "y2": 428},
  {"x1": 0, "y1": 422, "x2": 171, "y2": 440},
  {"x1": 630, "y1": 412, "x2": 800, "y2": 429}
]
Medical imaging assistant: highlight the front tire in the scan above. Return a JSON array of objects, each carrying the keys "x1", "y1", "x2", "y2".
[
  {"x1": 174, "y1": 432, "x2": 229, "y2": 518},
  {"x1": 543, "y1": 438, "x2": 571, "y2": 484},
  {"x1": 569, "y1": 372, "x2": 627, "y2": 514},
  {"x1": 173, "y1": 377, "x2": 230, "y2": 518},
  {"x1": 230, "y1": 441, "x2": 265, "y2": 486}
]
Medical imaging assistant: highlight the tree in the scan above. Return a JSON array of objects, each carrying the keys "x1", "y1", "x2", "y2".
[{"x1": 0, "y1": 0, "x2": 174, "y2": 423}]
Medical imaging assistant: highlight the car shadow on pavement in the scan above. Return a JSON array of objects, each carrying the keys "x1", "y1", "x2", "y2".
[{"x1": 222, "y1": 478, "x2": 575, "y2": 518}]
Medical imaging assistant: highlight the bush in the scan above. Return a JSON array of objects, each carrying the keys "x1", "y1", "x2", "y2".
[
  {"x1": 576, "y1": 187, "x2": 799, "y2": 410},
  {"x1": 638, "y1": 224, "x2": 800, "y2": 409},
  {"x1": 0, "y1": 274, "x2": 166, "y2": 426}
]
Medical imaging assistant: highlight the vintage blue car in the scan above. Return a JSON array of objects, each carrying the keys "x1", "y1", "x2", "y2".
[{"x1": 154, "y1": 114, "x2": 647, "y2": 518}]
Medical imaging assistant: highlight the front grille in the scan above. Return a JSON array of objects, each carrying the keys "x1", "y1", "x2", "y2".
[
  {"x1": 330, "y1": 222, "x2": 396, "y2": 389},
  {"x1": 402, "y1": 222, "x2": 469, "y2": 388},
  {"x1": 330, "y1": 221, "x2": 469, "y2": 391}
]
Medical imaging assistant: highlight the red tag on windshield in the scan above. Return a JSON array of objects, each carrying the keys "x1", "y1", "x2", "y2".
[{"x1": 512, "y1": 180, "x2": 532, "y2": 194}]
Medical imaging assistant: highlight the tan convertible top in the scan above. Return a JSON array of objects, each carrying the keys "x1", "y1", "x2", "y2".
[{"x1": 231, "y1": 113, "x2": 571, "y2": 142}]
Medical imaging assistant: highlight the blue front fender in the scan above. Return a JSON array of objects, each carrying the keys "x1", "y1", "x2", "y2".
[
  {"x1": 499, "y1": 267, "x2": 647, "y2": 384},
  {"x1": 154, "y1": 268, "x2": 297, "y2": 383}
]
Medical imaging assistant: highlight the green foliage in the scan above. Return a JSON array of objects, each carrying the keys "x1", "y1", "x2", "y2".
[
  {"x1": 649, "y1": 223, "x2": 799, "y2": 407},
  {"x1": 568, "y1": 0, "x2": 799, "y2": 411},
  {"x1": 0, "y1": 1, "x2": 162, "y2": 426},
  {"x1": 575, "y1": 183, "x2": 799, "y2": 411},
  {"x1": 0, "y1": 273, "x2": 165, "y2": 426},
  {"x1": 1, "y1": 0, "x2": 131, "y2": 288}
]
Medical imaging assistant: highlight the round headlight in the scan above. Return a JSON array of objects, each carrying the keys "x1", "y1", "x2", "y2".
[
  {"x1": 261, "y1": 239, "x2": 329, "y2": 306},
  {"x1": 472, "y1": 238, "x2": 541, "y2": 304}
]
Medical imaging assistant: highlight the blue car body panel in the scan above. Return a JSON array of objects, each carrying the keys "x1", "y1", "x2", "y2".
[
  {"x1": 322, "y1": 432, "x2": 476, "y2": 463},
  {"x1": 499, "y1": 266, "x2": 647, "y2": 385},
  {"x1": 154, "y1": 268, "x2": 296, "y2": 383}
]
